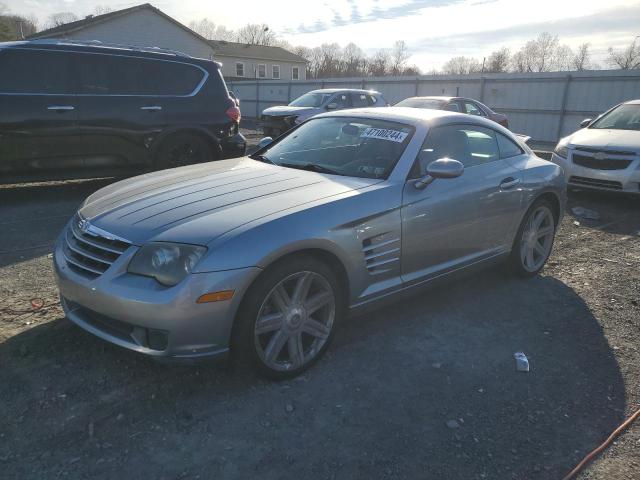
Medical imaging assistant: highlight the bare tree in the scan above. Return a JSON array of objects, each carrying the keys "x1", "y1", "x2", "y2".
[
  {"x1": 189, "y1": 18, "x2": 217, "y2": 38},
  {"x1": 343, "y1": 42, "x2": 366, "y2": 76},
  {"x1": 442, "y1": 56, "x2": 481, "y2": 75},
  {"x1": 47, "y1": 12, "x2": 78, "y2": 28},
  {"x1": 485, "y1": 47, "x2": 510, "y2": 73},
  {"x1": 236, "y1": 23, "x2": 277, "y2": 46},
  {"x1": 572, "y1": 43, "x2": 591, "y2": 71},
  {"x1": 390, "y1": 40, "x2": 410, "y2": 75},
  {"x1": 607, "y1": 39, "x2": 640, "y2": 69},
  {"x1": 93, "y1": 5, "x2": 113, "y2": 16},
  {"x1": 368, "y1": 49, "x2": 391, "y2": 76},
  {"x1": 553, "y1": 44, "x2": 574, "y2": 71}
]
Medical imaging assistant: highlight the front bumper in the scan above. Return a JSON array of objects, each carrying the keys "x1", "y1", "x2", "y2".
[
  {"x1": 551, "y1": 152, "x2": 640, "y2": 194},
  {"x1": 261, "y1": 115, "x2": 293, "y2": 137},
  {"x1": 53, "y1": 232, "x2": 261, "y2": 361}
]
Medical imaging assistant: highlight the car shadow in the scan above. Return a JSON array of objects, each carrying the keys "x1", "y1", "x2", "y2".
[
  {"x1": 0, "y1": 178, "x2": 116, "y2": 267},
  {"x1": 0, "y1": 268, "x2": 625, "y2": 479}
]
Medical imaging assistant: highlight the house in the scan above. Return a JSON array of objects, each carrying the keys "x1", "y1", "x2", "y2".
[
  {"x1": 209, "y1": 41, "x2": 307, "y2": 81},
  {"x1": 27, "y1": 3, "x2": 307, "y2": 80}
]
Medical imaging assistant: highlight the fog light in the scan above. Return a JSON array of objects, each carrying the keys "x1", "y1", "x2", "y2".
[{"x1": 147, "y1": 329, "x2": 168, "y2": 351}]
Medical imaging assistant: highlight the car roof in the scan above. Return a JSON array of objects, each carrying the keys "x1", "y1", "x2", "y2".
[
  {"x1": 0, "y1": 39, "x2": 219, "y2": 66},
  {"x1": 624, "y1": 99, "x2": 640, "y2": 105},
  {"x1": 309, "y1": 88, "x2": 381, "y2": 95},
  {"x1": 314, "y1": 106, "x2": 510, "y2": 131}
]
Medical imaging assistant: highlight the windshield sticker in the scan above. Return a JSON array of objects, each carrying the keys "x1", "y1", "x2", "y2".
[{"x1": 360, "y1": 128, "x2": 408, "y2": 143}]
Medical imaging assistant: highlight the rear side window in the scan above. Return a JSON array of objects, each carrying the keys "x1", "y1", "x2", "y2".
[
  {"x1": 79, "y1": 54, "x2": 203, "y2": 96},
  {"x1": 0, "y1": 49, "x2": 73, "y2": 94},
  {"x1": 497, "y1": 132, "x2": 524, "y2": 158},
  {"x1": 463, "y1": 101, "x2": 486, "y2": 116},
  {"x1": 367, "y1": 95, "x2": 379, "y2": 106}
]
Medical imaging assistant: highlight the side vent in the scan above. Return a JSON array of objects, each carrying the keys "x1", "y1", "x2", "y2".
[{"x1": 362, "y1": 233, "x2": 400, "y2": 275}]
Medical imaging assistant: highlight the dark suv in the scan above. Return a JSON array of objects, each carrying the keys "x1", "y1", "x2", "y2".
[{"x1": 0, "y1": 40, "x2": 246, "y2": 183}]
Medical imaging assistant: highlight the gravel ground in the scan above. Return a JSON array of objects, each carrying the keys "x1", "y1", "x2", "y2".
[{"x1": 0, "y1": 161, "x2": 638, "y2": 479}]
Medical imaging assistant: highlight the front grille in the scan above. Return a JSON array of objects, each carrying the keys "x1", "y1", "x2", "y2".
[
  {"x1": 62, "y1": 216, "x2": 131, "y2": 278},
  {"x1": 572, "y1": 153, "x2": 632, "y2": 170},
  {"x1": 569, "y1": 176, "x2": 623, "y2": 190},
  {"x1": 572, "y1": 145, "x2": 636, "y2": 156}
]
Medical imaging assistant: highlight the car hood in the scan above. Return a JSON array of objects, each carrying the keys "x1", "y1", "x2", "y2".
[
  {"x1": 79, "y1": 158, "x2": 381, "y2": 246},
  {"x1": 568, "y1": 128, "x2": 640, "y2": 154},
  {"x1": 262, "y1": 106, "x2": 319, "y2": 117}
]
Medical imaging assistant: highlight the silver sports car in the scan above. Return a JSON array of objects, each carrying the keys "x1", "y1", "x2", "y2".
[{"x1": 54, "y1": 108, "x2": 565, "y2": 379}]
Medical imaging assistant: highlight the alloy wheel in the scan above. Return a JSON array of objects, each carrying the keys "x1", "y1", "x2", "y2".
[
  {"x1": 254, "y1": 271, "x2": 336, "y2": 372},
  {"x1": 520, "y1": 205, "x2": 554, "y2": 272}
]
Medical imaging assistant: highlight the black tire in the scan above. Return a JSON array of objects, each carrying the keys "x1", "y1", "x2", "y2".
[
  {"x1": 232, "y1": 255, "x2": 344, "y2": 380},
  {"x1": 508, "y1": 198, "x2": 557, "y2": 277},
  {"x1": 155, "y1": 133, "x2": 214, "y2": 169}
]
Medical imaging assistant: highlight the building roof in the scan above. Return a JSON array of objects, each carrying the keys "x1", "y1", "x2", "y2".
[
  {"x1": 208, "y1": 40, "x2": 308, "y2": 64},
  {"x1": 26, "y1": 3, "x2": 211, "y2": 47}
]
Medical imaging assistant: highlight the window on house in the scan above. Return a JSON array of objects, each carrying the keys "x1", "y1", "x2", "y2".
[
  {"x1": 258, "y1": 64, "x2": 266, "y2": 78},
  {"x1": 236, "y1": 63, "x2": 244, "y2": 77},
  {"x1": 292, "y1": 66, "x2": 300, "y2": 80},
  {"x1": 272, "y1": 65, "x2": 280, "y2": 79}
]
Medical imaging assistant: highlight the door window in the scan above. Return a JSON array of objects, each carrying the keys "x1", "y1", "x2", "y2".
[
  {"x1": 236, "y1": 62, "x2": 245, "y2": 77},
  {"x1": 0, "y1": 49, "x2": 73, "y2": 94},
  {"x1": 331, "y1": 93, "x2": 351, "y2": 108},
  {"x1": 413, "y1": 124, "x2": 500, "y2": 176},
  {"x1": 78, "y1": 55, "x2": 203, "y2": 96},
  {"x1": 292, "y1": 66, "x2": 300, "y2": 80},
  {"x1": 444, "y1": 102, "x2": 460, "y2": 112},
  {"x1": 366, "y1": 95, "x2": 378, "y2": 106},
  {"x1": 463, "y1": 101, "x2": 486, "y2": 116},
  {"x1": 351, "y1": 93, "x2": 369, "y2": 108},
  {"x1": 496, "y1": 133, "x2": 524, "y2": 158},
  {"x1": 257, "y1": 64, "x2": 266, "y2": 78}
]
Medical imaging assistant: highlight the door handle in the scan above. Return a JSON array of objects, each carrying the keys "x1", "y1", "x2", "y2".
[
  {"x1": 140, "y1": 106, "x2": 162, "y2": 111},
  {"x1": 47, "y1": 105, "x2": 75, "y2": 111},
  {"x1": 499, "y1": 177, "x2": 521, "y2": 190}
]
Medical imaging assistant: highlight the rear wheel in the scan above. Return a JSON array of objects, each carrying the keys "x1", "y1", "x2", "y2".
[
  {"x1": 233, "y1": 256, "x2": 342, "y2": 380},
  {"x1": 155, "y1": 133, "x2": 214, "y2": 169},
  {"x1": 509, "y1": 199, "x2": 556, "y2": 277}
]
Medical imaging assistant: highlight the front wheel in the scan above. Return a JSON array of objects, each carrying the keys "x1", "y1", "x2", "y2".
[
  {"x1": 233, "y1": 256, "x2": 342, "y2": 380},
  {"x1": 509, "y1": 199, "x2": 557, "y2": 277}
]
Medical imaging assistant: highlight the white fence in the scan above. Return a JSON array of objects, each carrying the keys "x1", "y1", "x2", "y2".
[{"x1": 228, "y1": 70, "x2": 640, "y2": 146}]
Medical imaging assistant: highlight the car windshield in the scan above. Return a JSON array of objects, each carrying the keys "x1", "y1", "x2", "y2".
[
  {"x1": 395, "y1": 98, "x2": 445, "y2": 109},
  {"x1": 289, "y1": 92, "x2": 333, "y2": 108},
  {"x1": 255, "y1": 117, "x2": 414, "y2": 179},
  {"x1": 590, "y1": 104, "x2": 640, "y2": 131}
]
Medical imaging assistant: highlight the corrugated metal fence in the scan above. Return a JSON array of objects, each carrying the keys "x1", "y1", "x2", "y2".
[{"x1": 228, "y1": 70, "x2": 640, "y2": 146}]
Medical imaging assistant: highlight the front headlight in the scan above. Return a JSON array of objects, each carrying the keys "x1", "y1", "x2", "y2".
[
  {"x1": 554, "y1": 145, "x2": 569, "y2": 159},
  {"x1": 284, "y1": 115, "x2": 299, "y2": 126},
  {"x1": 128, "y1": 242, "x2": 207, "y2": 286}
]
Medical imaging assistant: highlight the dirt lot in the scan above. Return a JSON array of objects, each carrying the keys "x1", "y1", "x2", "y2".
[{"x1": 1, "y1": 157, "x2": 639, "y2": 479}]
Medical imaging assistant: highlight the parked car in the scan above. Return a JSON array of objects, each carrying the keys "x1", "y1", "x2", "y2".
[
  {"x1": 261, "y1": 88, "x2": 388, "y2": 137},
  {"x1": 395, "y1": 96, "x2": 509, "y2": 128},
  {"x1": 0, "y1": 40, "x2": 245, "y2": 183},
  {"x1": 54, "y1": 107, "x2": 564, "y2": 379},
  {"x1": 551, "y1": 99, "x2": 640, "y2": 194}
]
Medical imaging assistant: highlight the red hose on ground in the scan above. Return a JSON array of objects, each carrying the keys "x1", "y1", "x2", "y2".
[{"x1": 562, "y1": 407, "x2": 640, "y2": 480}]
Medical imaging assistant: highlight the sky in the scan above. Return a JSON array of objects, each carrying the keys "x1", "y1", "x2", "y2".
[{"x1": 5, "y1": 0, "x2": 640, "y2": 70}]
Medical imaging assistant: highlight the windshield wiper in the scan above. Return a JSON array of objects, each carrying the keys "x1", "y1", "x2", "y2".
[
  {"x1": 249, "y1": 153, "x2": 276, "y2": 164},
  {"x1": 279, "y1": 162, "x2": 342, "y2": 175}
]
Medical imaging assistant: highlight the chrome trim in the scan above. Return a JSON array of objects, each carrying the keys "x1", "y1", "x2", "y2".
[
  {"x1": 70, "y1": 222, "x2": 127, "y2": 254},
  {"x1": 47, "y1": 105, "x2": 74, "y2": 111},
  {"x1": 77, "y1": 214, "x2": 131, "y2": 245},
  {"x1": 66, "y1": 231, "x2": 114, "y2": 265},
  {"x1": 62, "y1": 250, "x2": 105, "y2": 276},
  {"x1": 140, "y1": 106, "x2": 162, "y2": 111}
]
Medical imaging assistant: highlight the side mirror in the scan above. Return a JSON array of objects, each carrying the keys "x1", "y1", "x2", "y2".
[
  {"x1": 580, "y1": 118, "x2": 593, "y2": 128},
  {"x1": 415, "y1": 158, "x2": 464, "y2": 189},
  {"x1": 257, "y1": 137, "x2": 273, "y2": 149},
  {"x1": 326, "y1": 102, "x2": 338, "y2": 110}
]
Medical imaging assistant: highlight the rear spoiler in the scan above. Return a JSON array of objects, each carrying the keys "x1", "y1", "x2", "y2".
[{"x1": 514, "y1": 133, "x2": 531, "y2": 144}]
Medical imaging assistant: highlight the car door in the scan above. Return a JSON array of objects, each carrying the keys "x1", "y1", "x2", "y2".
[
  {"x1": 76, "y1": 53, "x2": 168, "y2": 170},
  {"x1": 329, "y1": 92, "x2": 352, "y2": 111},
  {"x1": 400, "y1": 123, "x2": 522, "y2": 284},
  {"x1": 0, "y1": 48, "x2": 81, "y2": 177}
]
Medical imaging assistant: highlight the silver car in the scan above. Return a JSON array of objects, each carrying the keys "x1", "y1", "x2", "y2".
[
  {"x1": 552, "y1": 99, "x2": 640, "y2": 194},
  {"x1": 54, "y1": 108, "x2": 565, "y2": 379},
  {"x1": 261, "y1": 89, "x2": 388, "y2": 137}
]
